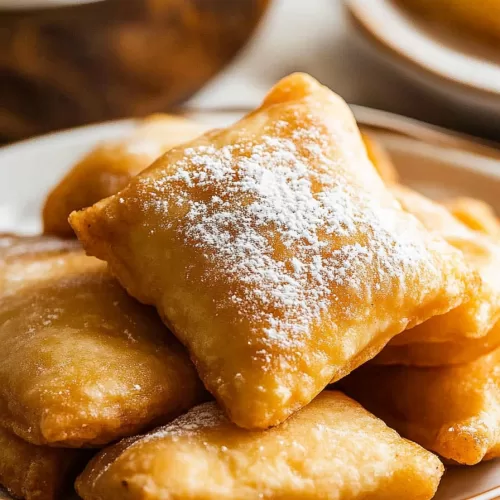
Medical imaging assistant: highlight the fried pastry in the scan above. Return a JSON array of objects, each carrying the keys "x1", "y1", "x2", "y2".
[
  {"x1": 0, "y1": 427, "x2": 84, "y2": 500},
  {"x1": 361, "y1": 131, "x2": 399, "y2": 184},
  {"x1": 375, "y1": 319, "x2": 500, "y2": 365},
  {"x1": 445, "y1": 197, "x2": 500, "y2": 239},
  {"x1": 0, "y1": 253, "x2": 205, "y2": 447},
  {"x1": 43, "y1": 114, "x2": 207, "y2": 237},
  {"x1": 341, "y1": 347, "x2": 500, "y2": 465},
  {"x1": 0, "y1": 233, "x2": 101, "y2": 296},
  {"x1": 76, "y1": 391, "x2": 444, "y2": 500},
  {"x1": 376, "y1": 186, "x2": 500, "y2": 365},
  {"x1": 70, "y1": 73, "x2": 474, "y2": 429}
]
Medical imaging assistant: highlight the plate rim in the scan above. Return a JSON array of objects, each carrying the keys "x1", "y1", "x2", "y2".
[
  {"x1": 466, "y1": 484, "x2": 500, "y2": 500},
  {"x1": 2, "y1": 105, "x2": 499, "y2": 160}
]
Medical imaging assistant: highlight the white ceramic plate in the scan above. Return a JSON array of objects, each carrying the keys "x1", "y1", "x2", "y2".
[
  {"x1": 0, "y1": 109, "x2": 499, "y2": 500},
  {"x1": 345, "y1": 0, "x2": 500, "y2": 126}
]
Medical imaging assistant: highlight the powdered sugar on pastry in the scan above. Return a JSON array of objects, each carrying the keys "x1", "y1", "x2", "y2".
[
  {"x1": 143, "y1": 403, "x2": 225, "y2": 441},
  {"x1": 70, "y1": 73, "x2": 474, "y2": 429},
  {"x1": 135, "y1": 128, "x2": 436, "y2": 351}
]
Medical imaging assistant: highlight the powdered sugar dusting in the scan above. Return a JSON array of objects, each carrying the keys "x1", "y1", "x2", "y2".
[
  {"x1": 87, "y1": 403, "x2": 225, "y2": 486},
  {"x1": 126, "y1": 403, "x2": 225, "y2": 449},
  {"x1": 133, "y1": 119, "x2": 436, "y2": 355},
  {"x1": 153, "y1": 403, "x2": 224, "y2": 439}
]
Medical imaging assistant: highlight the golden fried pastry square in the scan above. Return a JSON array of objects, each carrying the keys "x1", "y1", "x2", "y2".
[
  {"x1": 0, "y1": 250, "x2": 205, "y2": 447},
  {"x1": 0, "y1": 427, "x2": 84, "y2": 500},
  {"x1": 341, "y1": 347, "x2": 500, "y2": 465},
  {"x1": 375, "y1": 319, "x2": 500, "y2": 366},
  {"x1": 376, "y1": 187, "x2": 500, "y2": 365},
  {"x1": 76, "y1": 391, "x2": 443, "y2": 500},
  {"x1": 43, "y1": 114, "x2": 207, "y2": 237},
  {"x1": 71, "y1": 73, "x2": 475, "y2": 429},
  {"x1": 0, "y1": 233, "x2": 101, "y2": 297},
  {"x1": 445, "y1": 197, "x2": 500, "y2": 239},
  {"x1": 360, "y1": 131, "x2": 399, "y2": 184}
]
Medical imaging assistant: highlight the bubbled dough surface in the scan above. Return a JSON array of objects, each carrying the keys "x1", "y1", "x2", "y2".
[
  {"x1": 0, "y1": 255, "x2": 205, "y2": 447},
  {"x1": 380, "y1": 187, "x2": 500, "y2": 365},
  {"x1": 77, "y1": 392, "x2": 443, "y2": 500},
  {"x1": 342, "y1": 347, "x2": 500, "y2": 465},
  {"x1": 0, "y1": 426, "x2": 82, "y2": 500},
  {"x1": 71, "y1": 73, "x2": 475, "y2": 429}
]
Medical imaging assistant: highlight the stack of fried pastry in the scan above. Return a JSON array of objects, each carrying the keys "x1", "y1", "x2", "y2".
[{"x1": 2, "y1": 73, "x2": 498, "y2": 500}]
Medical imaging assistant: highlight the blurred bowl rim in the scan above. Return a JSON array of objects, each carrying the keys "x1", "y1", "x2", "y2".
[{"x1": 344, "y1": 0, "x2": 500, "y2": 100}]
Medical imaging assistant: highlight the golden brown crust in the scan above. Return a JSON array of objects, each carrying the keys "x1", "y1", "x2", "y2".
[
  {"x1": 71, "y1": 73, "x2": 475, "y2": 430},
  {"x1": 378, "y1": 187, "x2": 500, "y2": 365},
  {"x1": 0, "y1": 241, "x2": 206, "y2": 447},
  {"x1": 76, "y1": 392, "x2": 443, "y2": 500},
  {"x1": 0, "y1": 427, "x2": 84, "y2": 500},
  {"x1": 396, "y1": 0, "x2": 500, "y2": 44},
  {"x1": 341, "y1": 348, "x2": 500, "y2": 465},
  {"x1": 43, "y1": 115, "x2": 207, "y2": 237},
  {"x1": 375, "y1": 318, "x2": 500, "y2": 365},
  {"x1": 0, "y1": 233, "x2": 96, "y2": 297}
]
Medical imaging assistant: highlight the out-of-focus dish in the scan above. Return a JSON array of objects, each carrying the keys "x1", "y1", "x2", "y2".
[
  {"x1": 345, "y1": 0, "x2": 500, "y2": 127},
  {"x1": 395, "y1": 0, "x2": 500, "y2": 45}
]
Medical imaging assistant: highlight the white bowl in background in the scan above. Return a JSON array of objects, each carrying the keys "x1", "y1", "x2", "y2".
[{"x1": 345, "y1": 0, "x2": 500, "y2": 130}]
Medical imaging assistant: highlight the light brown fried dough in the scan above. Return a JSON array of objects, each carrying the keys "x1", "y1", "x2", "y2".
[
  {"x1": 70, "y1": 73, "x2": 475, "y2": 429},
  {"x1": 76, "y1": 392, "x2": 443, "y2": 500},
  {"x1": 376, "y1": 318, "x2": 500, "y2": 365},
  {"x1": 445, "y1": 197, "x2": 500, "y2": 239},
  {"x1": 376, "y1": 187, "x2": 500, "y2": 365},
  {"x1": 361, "y1": 131, "x2": 399, "y2": 184},
  {"x1": 0, "y1": 233, "x2": 80, "y2": 258},
  {"x1": 341, "y1": 348, "x2": 500, "y2": 465},
  {"x1": 0, "y1": 254, "x2": 206, "y2": 448},
  {"x1": 0, "y1": 233, "x2": 101, "y2": 297},
  {"x1": 0, "y1": 427, "x2": 85, "y2": 500},
  {"x1": 43, "y1": 114, "x2": 208, "y2": 237}
]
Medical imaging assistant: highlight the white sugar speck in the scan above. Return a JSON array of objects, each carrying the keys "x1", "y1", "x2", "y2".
[
  {"x1": 132, "y1": 122, "x2": 435, "y2": 360},
  {"x1": 135, "y1": 403, "x2": 225, "y2": 445}
]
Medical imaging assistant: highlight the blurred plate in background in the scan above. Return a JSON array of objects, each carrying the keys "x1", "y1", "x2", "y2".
[{"x1": 345, "y1": 0, "x2": 500, "y2": 126}]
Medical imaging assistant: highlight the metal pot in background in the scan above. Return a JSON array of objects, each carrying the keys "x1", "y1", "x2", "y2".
[{"x1": 0, "y1": 0, "x2": 271, "y2": 142}]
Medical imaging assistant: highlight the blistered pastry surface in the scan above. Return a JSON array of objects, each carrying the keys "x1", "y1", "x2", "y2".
[
  {"x1": 71, "y1": 73, "x2": 474, "y2": 428},
  {"x1": 342, "y1": 347, "x2": 500, "y2": 465},
  {"x1": 77, "y1": 392, "x2": 443, "y2": 500}
]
